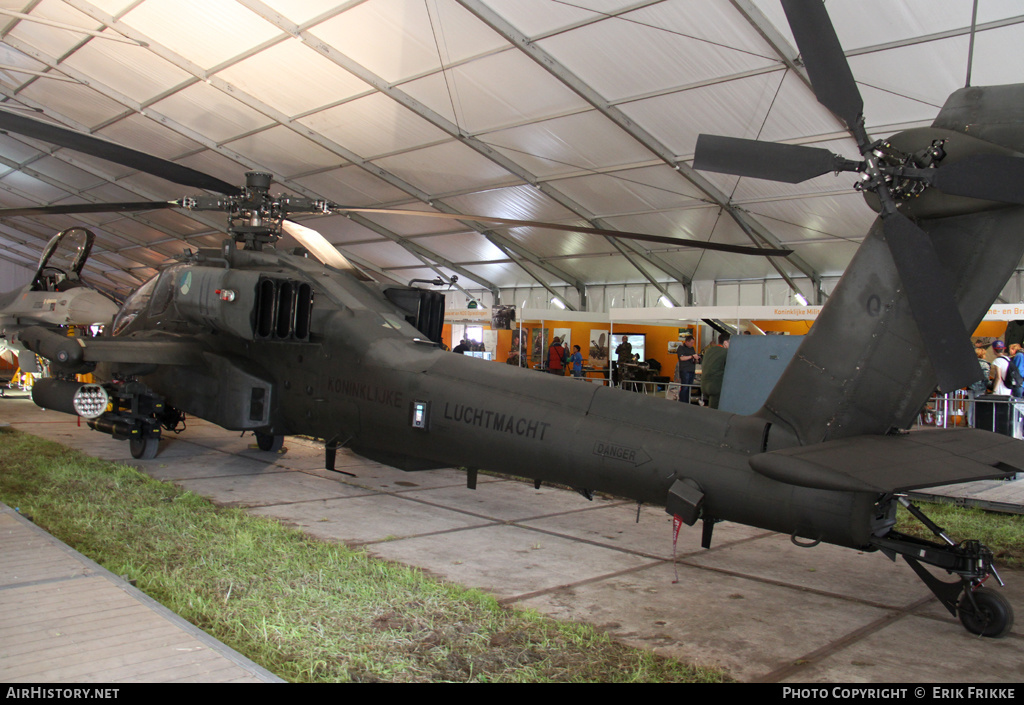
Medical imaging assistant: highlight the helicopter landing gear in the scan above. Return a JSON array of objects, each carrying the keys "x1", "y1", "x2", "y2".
[
  {"x1": 76, "y1": 382, "x2": 182, "y2": 462},
  {"x1": 255, "y1": 431, "x2": 283, "y2": 452},
  {"x1": 129, "y1": 435, "x2": 160, "y2": 460},
  {"x1": 959, "y1": 587, "x2": 1015, "y2": 638},
  {"x1": 871, "y1": 497, "x2": 1013, "y2": 638}
]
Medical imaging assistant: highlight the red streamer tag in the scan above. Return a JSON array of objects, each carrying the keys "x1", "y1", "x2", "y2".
[{"x1": 671, "y1": 515, "x2": 683, "y2": 583}]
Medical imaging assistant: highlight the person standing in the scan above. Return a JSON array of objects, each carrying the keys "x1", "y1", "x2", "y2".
[
  {"x1": 547, "y1": 336, "x2": 567, "y2": 375},
  {"x1": 1009, "y1": 343, "x2": 1024, "y2": 397},
  {"x1": 570, "y1": 345, "x2": 584, "y2": 378},
  {"x1": 968, "y1": 346, "x2": 991, "y2": 428},
  {"x1": 615, "y1": 335, "x2": 632, "y2": 365},
  {"x1": 990, "y1": 341, "x2": 1012, "y2": 395},
  {"x1": 700, "y1": 333, "x2": 730, "y2": 410},
  {"x1": 1005, "y1": 343, "x2": 1024, "y2": 439},
  {"x1": 613, "y1": 335, "x2": 633, "y2": 387},
  {"x1": 676, "y1": 335, "x2": 698, "y2": 402}
]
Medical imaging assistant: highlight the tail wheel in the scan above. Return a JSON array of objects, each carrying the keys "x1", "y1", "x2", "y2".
[{"x1": 958, "y1": 589, "x2": 1015, "y2": 638}]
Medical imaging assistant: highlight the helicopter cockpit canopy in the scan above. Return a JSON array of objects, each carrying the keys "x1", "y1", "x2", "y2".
[{"x1": 111, "y1": 272, "x2": 161, "y2": 336}]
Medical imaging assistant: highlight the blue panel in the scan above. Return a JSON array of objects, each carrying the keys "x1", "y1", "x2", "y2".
[{"x1": 718, "y1": 335, "x2": 804, "y2": 415}]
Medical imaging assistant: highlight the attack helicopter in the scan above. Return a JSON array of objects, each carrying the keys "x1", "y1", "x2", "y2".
[
  {"x1": 7, "y1": 0, "x2": 1024, "y2": 639},
  {"x1": 0, "y1": 227, "x2": 118, "y2": 372}
]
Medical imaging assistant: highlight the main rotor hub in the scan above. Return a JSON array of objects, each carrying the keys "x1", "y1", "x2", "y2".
[{"x1": 182, "y1": 171, "x2": 330, "y2": 250}]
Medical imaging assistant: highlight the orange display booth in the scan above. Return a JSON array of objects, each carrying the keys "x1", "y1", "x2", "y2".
[{"x1": 441, "y1": 303, "x2": 1024, "y2": 380}]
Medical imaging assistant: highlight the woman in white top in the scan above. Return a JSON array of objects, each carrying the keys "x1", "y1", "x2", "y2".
[{"x1": 990, "y1": 341, "x2": 1012, "y2": 395}]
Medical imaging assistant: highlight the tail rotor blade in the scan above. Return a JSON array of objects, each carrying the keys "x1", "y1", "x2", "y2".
[
  {"x1": 781, "y1": 0, "x2": 865, "y2": 138},
  {"x1": 931, "y1": 154, "x2": 1024, "y2": 205},
  {"x1": 695, "y1": 134, "x2": 859, "y2": 183},
  {"x1": 882, "y1": 213, "x2": 981, "y2": 392},
  {"x1": 693, "y1": 0, "x2": 984, "y2": 395}
]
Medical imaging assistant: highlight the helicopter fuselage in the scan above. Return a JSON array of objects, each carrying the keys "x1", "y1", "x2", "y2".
[{"x1": 98, "y1": 246, "x2": 887, "y2": 552}]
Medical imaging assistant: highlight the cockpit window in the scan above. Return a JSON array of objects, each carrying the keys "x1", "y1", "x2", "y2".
[
  {"x1": 150, "y1": 264, "x2": 186, "y2": 316},
  {"x1": 111, "y1": 275, "x2": 159, "y2": 336}
]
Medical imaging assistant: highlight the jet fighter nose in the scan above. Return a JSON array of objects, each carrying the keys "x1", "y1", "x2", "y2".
[{"x1": 64, "y1": 289, "x2": 119, "y2": 326}]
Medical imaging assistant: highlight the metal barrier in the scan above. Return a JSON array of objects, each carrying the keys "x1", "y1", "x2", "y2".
[
  {"x1": 920, "y1": 391, "x2": 1024, "y2": 438},
  {"x1": 618, "y1": 378, "x2": 654, "y2": 393},
  {"x1": 566, "y1": 375, "x2": 682, "y2": 394},
  {"x1": 664, "y1": 382, "x2": 702, "y2": 402},
  {"x1": 569, "y1": 373, "x2": 610, "y2": 385}
]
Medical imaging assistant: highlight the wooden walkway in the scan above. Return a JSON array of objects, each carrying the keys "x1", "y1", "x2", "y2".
[
  {"x1": 0, "y1": 503, "x2": 283, "y2": 683},
  {"x1": 912, "y1": 478, "x2": 1024, "y2": 514}
]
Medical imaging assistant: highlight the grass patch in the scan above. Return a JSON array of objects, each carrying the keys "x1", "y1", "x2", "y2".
[
  {"x1": 895, "y1": 498, "x2": 1024, "y2": 568},
  {"x1": 0, "y1": 428, "x2": 728, "y2": 683}
]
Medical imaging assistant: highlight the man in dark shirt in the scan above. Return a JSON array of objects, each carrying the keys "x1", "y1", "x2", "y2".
[
  {"x1": 676, "y1": 335, "x2": 698, "y2": 402},
  {"x1": 615, "y1": 335, "x2": 632, "y2": 364},
  {"x1": 700, "y1": 333, "x2": 730, "y2": 410}
]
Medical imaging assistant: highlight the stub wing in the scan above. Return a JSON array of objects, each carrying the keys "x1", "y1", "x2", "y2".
[
  {"x1": 20, "y1": 325, "x2": 204, "y2": 370},
  {"x1": 749, "y1": 429, "x2": 1022, "y2": 493}
]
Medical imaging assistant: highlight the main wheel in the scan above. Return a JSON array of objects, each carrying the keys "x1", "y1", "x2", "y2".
[
  {"x1": 129, "y1": 436, "x2": 159, "y2": 460},
  {"x1": 959, "y1": 589, "x2": 1015, "y2": 638},
  {"x1": 255, "y1": 432, "x2": 283, "y2": 452}
]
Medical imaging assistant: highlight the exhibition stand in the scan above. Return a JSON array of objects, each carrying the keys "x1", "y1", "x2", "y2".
[{"x1": 443, "y1": 303, "x2": 1023, "y2": 393}]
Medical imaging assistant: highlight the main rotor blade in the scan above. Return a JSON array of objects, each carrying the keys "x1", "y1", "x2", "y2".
[
  {"x1": 0, "y1": 110, "x2": 241, "y2": 195},
  {"x1": 0, "y1": 201, "x2": 177, "y2": 218},
  {"x1": 281, "y1": 220, "x2": 367, "y2": 277},
  {"x1": 694, "y1": 134, "x2": 859, "y2": 183},
  {"x1": 781, "y1": 0, "x2": 864, "y2": 137},
  {"x1": 332, "y1": 207, "x2": 792, "y2": 257},
  {"x1": 931, "y1": 154, "x2": 1024, "y2": 205},
  {"x1": 882, "y1": 212, "x2": 981, "y2": 393}
]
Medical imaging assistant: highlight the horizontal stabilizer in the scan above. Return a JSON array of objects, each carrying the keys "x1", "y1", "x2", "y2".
[{"x1": 749, "y1": 429, "x2": 1022, "y2": 493}]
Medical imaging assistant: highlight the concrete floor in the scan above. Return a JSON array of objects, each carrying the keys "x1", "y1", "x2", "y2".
[{"x1": 2, "y1": 394, "x2": 1022, "y2": 683}]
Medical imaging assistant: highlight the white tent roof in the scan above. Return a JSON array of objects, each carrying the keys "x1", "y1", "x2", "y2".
[{"x1": 1, "y1": 0, "x2": 1021, "y2": 302}]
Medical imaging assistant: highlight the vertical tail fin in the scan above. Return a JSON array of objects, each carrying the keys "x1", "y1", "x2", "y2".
[
  {"x1": 757, "y1": 86, "x2": 1024, "y2": 447},
  {"x1": 757, "y1": 210, "x2": 1024, "y2": 446}
]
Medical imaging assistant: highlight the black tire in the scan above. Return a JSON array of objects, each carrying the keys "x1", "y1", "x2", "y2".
[
  {"x1": 255, "y1": 432, "x2": 283, "y2": 452},
  {"x1": 959, "y1": 589, "x2": 1015, "y2": 638},
  {"x1": 129, "y1": 436, "x2": 159, "y2": 460}
]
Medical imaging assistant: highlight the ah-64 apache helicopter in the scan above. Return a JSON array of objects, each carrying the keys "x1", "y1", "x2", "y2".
[{"x1": 8, "y1": 0, "x2": 1024, "y2": 639}]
